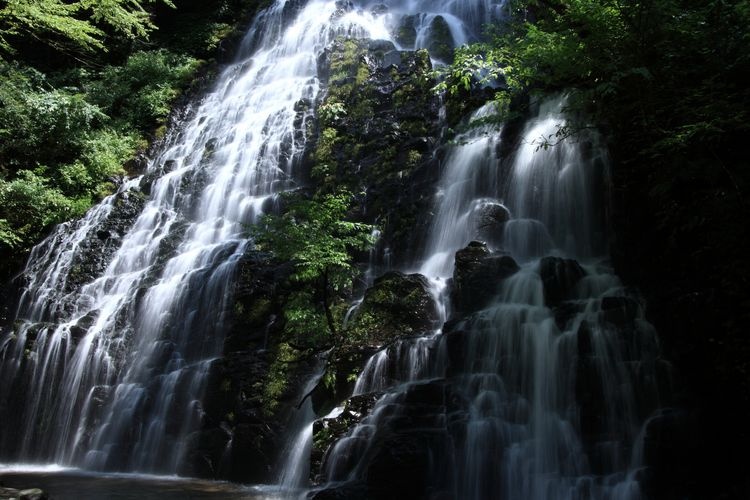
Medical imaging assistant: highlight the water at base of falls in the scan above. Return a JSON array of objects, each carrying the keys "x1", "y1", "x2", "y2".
[{"x1": 0, "y1": 466, "x2": 283, "y2": 500}]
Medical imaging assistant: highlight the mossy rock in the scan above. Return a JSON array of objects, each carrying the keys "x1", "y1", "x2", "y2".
[
  {"x1": 425, "y1": 15, "x2": 455, "y2": 63},
  {"x1": 345, "y1": 271, "x2": 440, "y2": 343},
  {"x1": 393, "y1": 15, "x2": 417, "y2": 48}
]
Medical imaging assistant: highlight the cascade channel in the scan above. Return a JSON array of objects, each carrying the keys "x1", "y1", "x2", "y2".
[
  {"x1": 311, "y1": 100, "x2": 672, "y2": 500},
  {"x1": 0, "y1": 0, "x2": 674, "y2": 498}
]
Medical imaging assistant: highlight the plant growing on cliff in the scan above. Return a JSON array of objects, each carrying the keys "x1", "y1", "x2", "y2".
[
  {"x1": 252, "y1": 191, "x2": 375, "y2": 341},
  {"x1": 0, "y1": 0, "x2": 174, "y2": 55}
]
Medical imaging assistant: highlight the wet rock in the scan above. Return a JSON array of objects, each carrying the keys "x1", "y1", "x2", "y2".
[
  {"x1": 393, "y1": 15, "x2": 417, "y2": 48},
  {"x1": 68, "y1": 309, "x2": 98, "y2": 342},
  {"x1": 312, "y1": 272, "x2": 438, "y2": 416},
  {"x1": 553, "y1": 300, "x2": 587, "y2": 331},
  {"x1": 62, "y1": 187, "x2": 146, "y2": 296},
  {"x1": 472, "y1": 201, "x2": 510, "y2": 246},
  {"x1": 370, "y1": 4, "x2": 389, "y2": 16},
  {"x1": 0, "y1": 487, "x2": 48, "y2": 500},
  {"x1": 313, "y1": 380, "x2": 453, "y2": 497},
  {"x1": 310, "y1": 345, "x2": 379, "y2": 416},
  {"x1": 600, "y1": 296, "x2": 640, "y2": 325},
  {"x1": 539, "y1": 256, "x2": 586, "y2": 307},
  {"x1": 451, "y1": 241, "x2": 520, "y2": 315},
  {"x1": 346, "y1": 271, "x2": 440, "y2": 343},
  {"x1": 311, "y1": 392, "x2": 382, "y2": 482},
  {"x1": 314, "y1": 37, "x2": 440, "y2": 265},
  {"x1": 332, "y1": 0, "x2": 354, "y2": 18},
  {"x1": 442, "y1": 326, "x2": 469, "y2": 375},
  {"x1": 425, "y1": 16, "x2": 455, "y2": 63}
]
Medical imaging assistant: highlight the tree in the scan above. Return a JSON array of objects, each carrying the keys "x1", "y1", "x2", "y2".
[
  {"x1": 252, "y1": 191, "x2": 375, "y2": 341},
  {"x1": 0, "y1": 0, "x2": 174, "y2": 55}
]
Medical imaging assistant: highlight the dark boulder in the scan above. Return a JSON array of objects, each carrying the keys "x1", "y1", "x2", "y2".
[
  {"x1": 310, "y1": 345, "x2": 379, "y2": 416},
  {"x1": 539, "y1": 256, "x2": 586, "y2": 307},
  {"x1": 451, "y1": 241, "x2": 520, "y2": 315},
  {"x1": 472, "y1": 201, "x2": 510, "y2": 247},
  {"x1": 425, "y1": 15, "x2": 455, "y2": 63},
  {"x1": 600, "y1": 295, "x2": 640, "y2": 325},
  {"x1": 311, "y1": 272, "x2": 439, "y2": 415},
  {"x1": 393, "y1": 15, "x2": 417, "y2": 48}
]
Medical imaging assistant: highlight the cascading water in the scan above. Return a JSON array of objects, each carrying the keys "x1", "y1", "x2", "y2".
[
  {"x1": 0, "y1": 0, "x2": 670, "y2": 497},
  {"x1": 1, "y1": 0, "x2": 498, "y2": 475},
  {"x1": 316, "y1": 98, "x2": 671, "y2": 499}
]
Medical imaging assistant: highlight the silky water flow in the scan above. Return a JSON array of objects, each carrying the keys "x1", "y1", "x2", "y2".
[{"x1": 315, "y1": 99, "x2": 671, "y2": 500}]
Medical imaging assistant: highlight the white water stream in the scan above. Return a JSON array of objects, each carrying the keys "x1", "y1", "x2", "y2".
[
  {"x1": 320, "y1": 99, "x2": 668, "y2": 499},
  {"x1": 0, "y1": 0, "x2": 502, "y2": 474}
]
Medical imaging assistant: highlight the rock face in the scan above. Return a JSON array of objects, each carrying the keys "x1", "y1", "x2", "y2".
[
  {"x1": 424, "y1": 15, "x2": 455, "y2": 63},
  {"x1": 451, "y1": 241, "x2": 520, "y2": 315},
  {"x1": 346, "y1": 271, "x2": 440, "y2": 343},
  {"x1": 177, "y1": 249, "x2": 325, "y2": 483},
  {"x1": 311, "y1": 392, "x2": 382, "y2": 482},
  {"x1": 311, "y1": 271, "x2": 440, "y2": 417},
  {"x1": 312, "y1": 379, "x2": 457, "y2": 500},
  {"x1": 314, "y1": 37, "x2": 441, "y2": 264}
]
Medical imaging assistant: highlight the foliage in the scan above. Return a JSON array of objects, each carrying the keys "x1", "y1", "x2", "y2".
[
  {"x1": 439, "y1": 0, "x2": 750, "y2": 154},
  {"x1": 0, "y1": 62, "x2": 106, "y2": 167},
  {"x1": 254, "y1": 191, "x2": 374, "y2": 287},
  {"x1": 0, "y1": 0, "x2": 174, "y2": 55},
  {"x1": 0, "y1": 170, "x2": 87, "y2": 249},
  {"x1": 0, "y1": 0, "x2": 265, "y2": 274},
  {"x1": 87, "y1": 49, "x2": 200, "y2": 130},
  {"x1": 253, "y1": 191, "x2": 375, "y2": 340},
  {"x1": 0, "y1": 49, "x2": 193, "y2": 253}
]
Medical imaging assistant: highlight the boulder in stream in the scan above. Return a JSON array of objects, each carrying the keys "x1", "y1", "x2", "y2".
[{"x1": 451, "y1": 241, "x2": 520, "y2": 315}]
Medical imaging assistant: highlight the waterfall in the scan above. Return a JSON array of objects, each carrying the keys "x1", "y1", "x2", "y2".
[
  {"x1": 317, "y1": 97, "x2": 671, "y2": 499},
  {"x1": 2, "y1": 0, "x2": 500, "y2": 474},
  {"x1": 0, "y1": 0, "x2": 669, "y2": 497}
]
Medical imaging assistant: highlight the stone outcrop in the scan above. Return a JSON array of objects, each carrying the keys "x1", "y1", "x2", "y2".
[
  {"x1": 311, "y1": 271, "x2": 440, "y2": 417},
  {"x1": 0, "y1": 487, "x2": 47, "y2": 500},
  {"x1": 313, "y1": 37, "x2": 441, "y2": 264},
  {"x1": 450, "y1": 241, "x2": 520, "y2": 315},
  {"x1": 346, "y1": 271, "x2": 440, "y2": 343}
]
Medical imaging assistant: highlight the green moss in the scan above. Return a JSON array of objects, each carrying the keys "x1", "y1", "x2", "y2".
[{"x1": 262, "y1": 342, "x2": 301, "y2": 416}]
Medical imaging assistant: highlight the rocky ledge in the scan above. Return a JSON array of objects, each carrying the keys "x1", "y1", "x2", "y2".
[{"x1": 0, "y1": 487, "x2": 47, "y2": 500}]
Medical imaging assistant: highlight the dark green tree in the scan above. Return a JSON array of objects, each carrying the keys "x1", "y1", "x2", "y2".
[
  {"x1": 252, "y1": 191, "x2": 375, "y2": 342},
  {"x1": 0, "y1": 0, "x2": 174, "y2": 55}
]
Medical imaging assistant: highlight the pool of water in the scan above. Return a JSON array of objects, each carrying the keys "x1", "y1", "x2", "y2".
[{"x1": 0, "y1": 465, "x2": 292, "y2": 499}]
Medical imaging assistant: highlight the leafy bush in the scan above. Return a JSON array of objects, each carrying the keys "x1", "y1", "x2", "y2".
[
  {"x1": 87, "y1": 49, "x2": 200, "y2": 130},
  {"x1": 0, "y1": 170, "x2": 87, "y2": 250},
  {"x1": 0, "y1": 62, "x2": 106, "y2": 168}
]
